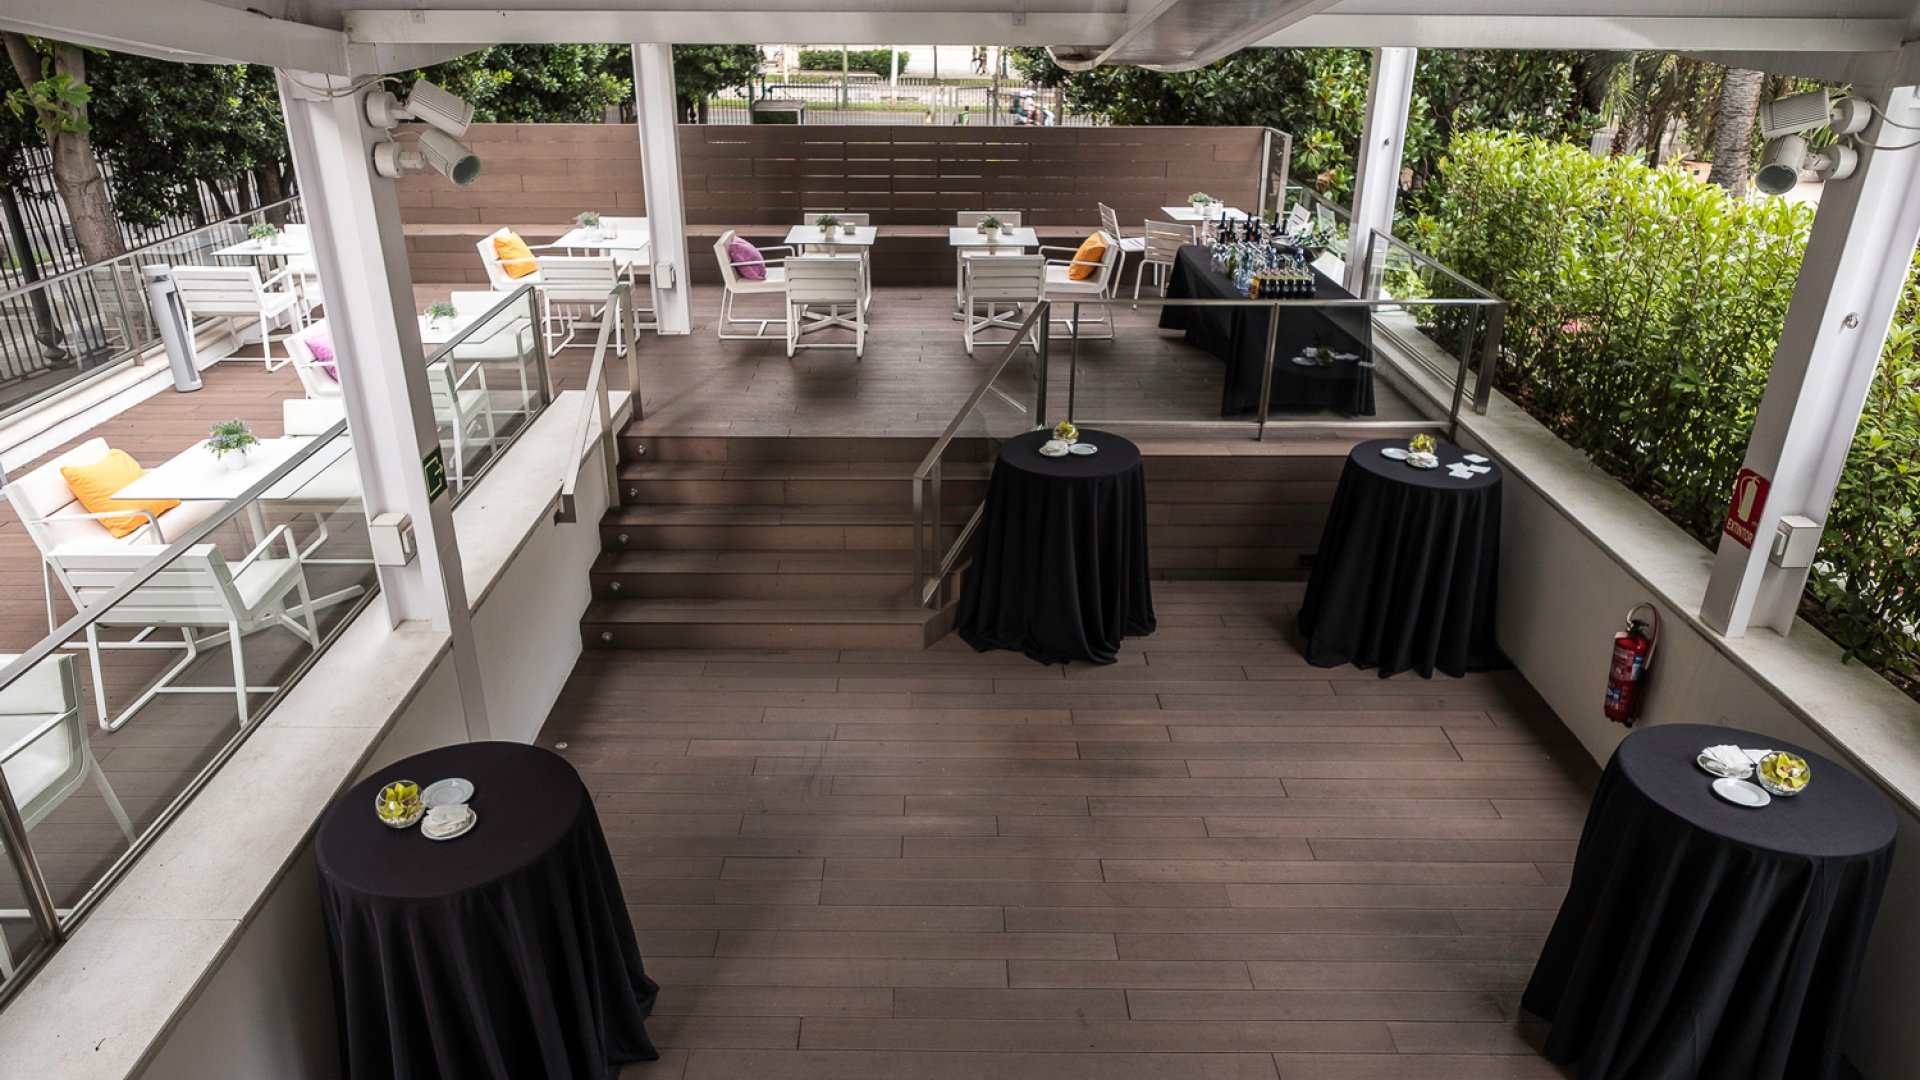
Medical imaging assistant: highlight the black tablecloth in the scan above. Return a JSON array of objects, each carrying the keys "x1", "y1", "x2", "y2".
[
  {"x1": 317, "y1": 742, "x2": 659, "y2": 1080},
  {"x1": 1525, "y1": 723, "x2": 1896, "y2": 1080},
  {"x1": 1157, "y1": 245, "x2": 1375, "y2": 417},
  {"x1": 1297, "y1": 438, "x2": 1502, "y2": 677},
  {"x1": 956, "y1": 429, "x2": 1155, "y2": 664}
]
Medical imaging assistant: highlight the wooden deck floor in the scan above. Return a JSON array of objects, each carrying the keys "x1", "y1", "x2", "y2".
[{"x1": 539, "y1": 580, "x2": 1592, "y2": 1080}]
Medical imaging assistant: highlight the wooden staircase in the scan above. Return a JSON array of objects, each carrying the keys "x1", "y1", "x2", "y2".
[{"x1": 583, "y1": 434, "x2": 989, "y2": 650}]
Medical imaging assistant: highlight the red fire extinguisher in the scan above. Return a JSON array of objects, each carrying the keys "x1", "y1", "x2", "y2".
[{"x1": 1604, "y1": 603, "x2": 1659, "y2": 726}]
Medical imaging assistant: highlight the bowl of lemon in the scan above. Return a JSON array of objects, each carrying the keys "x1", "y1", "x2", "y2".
[
  {"x1": 1755, "y1": 752, "x2": 1811, "y2": 797},
  {"x1": 375, "y1": 779, "x2": 426, "y2": 828}
]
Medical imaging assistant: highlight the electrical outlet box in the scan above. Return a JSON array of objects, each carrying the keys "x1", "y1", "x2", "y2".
[
  {"x1": 369, "y1": 512, "x2": 417, "y2": 567},
  {"x1": 654, "y1": 260, "x2": 676, "y2": 289},
  {"x1": 1769, "y1": 514, "x2": 1821, "y2": 569}
]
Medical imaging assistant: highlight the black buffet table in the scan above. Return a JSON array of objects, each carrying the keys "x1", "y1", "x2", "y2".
[
  {"x1": 1158, "y1": 244, "x2": 1375, "y2": 417},
  {"x1": 317, "y1": 742, "x2": 659, "y2": 1080},
  {"x1": 956, "y1": 428, "x2": 1155, "y2": 665},
  {"x1": 1525, "y1": 723, "x2": 1896, "y2": 1080},
  {"x1": 1298, "y1": 438, "x2": 1502, "y2": 678}
]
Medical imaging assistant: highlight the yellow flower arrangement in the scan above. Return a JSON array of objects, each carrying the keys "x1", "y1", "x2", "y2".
[{"x1": 1053, "y1": 421, "x2": 1079, "y2": 444}]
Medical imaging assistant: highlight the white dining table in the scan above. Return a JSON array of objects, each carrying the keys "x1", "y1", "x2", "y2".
[
  {"x1": 114, "y1": 435, "x2": 351, "y2": 542},
  {"x1": 787, "y1": 225, "x2": 880, "y2": 248},
  {"x1": 946, "y1": 227, "x2": 1040, "y2": 249},
  {"x1": 1161, "y1": 204, "x2": 1245, "y2": 223},
  {"x1": 213, "y1": 236, "x2": 314, "y2": 260},
  {"x1": 546, "y1": 224, "x2": 650, "y2": 256}
]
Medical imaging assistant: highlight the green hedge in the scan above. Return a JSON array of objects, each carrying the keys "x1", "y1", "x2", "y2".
[
  {"x1": 797, "y1": 49, "x2": 908, "y2": 75},
  {"x1": 1418, "y1": 132, "x2": 1919, "y2": 697}
]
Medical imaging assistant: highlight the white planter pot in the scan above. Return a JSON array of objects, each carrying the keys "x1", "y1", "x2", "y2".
[{"x1": 216, "y1": 448, "x2": 252, "y2": 473}]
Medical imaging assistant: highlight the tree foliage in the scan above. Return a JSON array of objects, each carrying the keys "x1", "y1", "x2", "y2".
[
  {"x1": 669, "y1": 45, "x2": 763, "y2": 122},
  {"x1": 1005, "y1": 48, "x2": 1597, "y2": 206},
  {"x1": 415, "y1": 45, "x2": 630, "y2": 123},
  {"x1": 88, "y1": 56, "x2": 288, "y2": 224}
]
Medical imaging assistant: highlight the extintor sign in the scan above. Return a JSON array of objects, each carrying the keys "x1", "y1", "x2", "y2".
[{"x1": 1723, "y1": 468, "x2": 1769, "y2": 548}]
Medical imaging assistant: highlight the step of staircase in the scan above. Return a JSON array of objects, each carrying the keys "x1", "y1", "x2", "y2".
[{"x1": 583, "y1": 597, "x2": 957, "y2": 650}]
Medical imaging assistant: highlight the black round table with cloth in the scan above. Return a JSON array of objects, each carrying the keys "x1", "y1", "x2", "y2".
[
  {"x1": 1524, "y1": 723, "x2": 1896, "y2": 1080},
  {"x1": 1297, "y1": 438, "x2": 1502, "y2": 677},
  {"x1": 316, "y1": 741, "x2": 660, "y2": 1080},
  {"x1": 956, "y1": 428, "x2": 1155, "y2": 665}
]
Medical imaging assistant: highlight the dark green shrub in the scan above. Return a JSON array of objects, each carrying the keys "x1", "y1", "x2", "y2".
[
  {"x1": 1419, "y1": 131, "x2": 1917, "y2": 698},
  {"x1": 797, "y1": 49, "x2": 908, "y2": 76}
]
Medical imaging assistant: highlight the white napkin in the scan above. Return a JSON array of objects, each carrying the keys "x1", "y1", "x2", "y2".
[
  {"x1": 1447, "y1": 465, "x2": 1474, "y2": 479},
  {"x1": 1468, "y1": 465, "x2": 1491, "y2": 474},
  {"x1": 1700, "y1": 744, "x2": 1752, "y2": 774},
  {"x1": 1463, "y1": 453, "x2": 1489, "y2": 464},
  {"x1": 1041, "y1": 439, "x2": 1070, "y2": 455}
]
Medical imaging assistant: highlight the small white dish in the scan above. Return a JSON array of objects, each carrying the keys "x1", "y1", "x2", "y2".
[
  {"x1": 422, "y1": 777, "x2": 474, "y2": 807},
  {"x1": 424, "y1": 806, "x2": 477, "y2": 841},
  {"x1": 1407, "y1": 452, "x2": 1440, "y2": 470},
  {"x1": 1379, "y1": 447, "x2": 1410, "y2": 461},
  {"x1": 1712, "y1": 777, "x2": 1771, "y2": 808},
  {"x1": 1068, "y1": 442, "x2": 1098, "y2": 456},
  {"x1": 1463, "y1": 453, "x2": 1489, "y2": 464},
  {"x1": 1039, "y1": 440, "x2": 1070, "y2": 457}
]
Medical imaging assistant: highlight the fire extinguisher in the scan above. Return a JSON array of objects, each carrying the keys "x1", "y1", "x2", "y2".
[{"x1": 1603, "y1": 603, "x2": 1660, "y2": 726}]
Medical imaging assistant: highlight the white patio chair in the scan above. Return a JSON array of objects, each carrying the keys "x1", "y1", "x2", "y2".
[
  {"x1": 4, "y1": 438, "x2": 223, "y2": 632},
  {"x1": 281, "y1": 222, "x2": 323, "y2": 315},
  {"x1": 536, "y1": 256, "x2": 623, "y2": 357},
  {"x1": 800, "y1": 211, "x2": 872, "y2": 313},
  {"x1": 1040, "y1": 230, "x2": 1123, "y2": 339},
  {"x1": 784, "y1": 255, "x2": 866, "y2": 360},
  {"x1": 60, "y1": 529, "x2": 320, "y2": 731},
  {"x1": 713, "y1": 230, "x2": 791, "y2": 342},
  {"x1": 597, "y1": 216, "x2": 655, "y2": 329},
  {"x1": 285, "y1": 320, "x2": 343, "y2": 400},
  {"x1": 954, "y1": 211, "x2": 1027, "y2": 309},
  {"x1": 166, "y1": 265, "x2": 305, "y2": 371},
  {"x1": 0, "y1": 651, "x2": 136, "y2": 976},
  {"x1": 1133, "y1": 220, "x2": 1197, "y2": 301},
  {"x1": 477, "y1": 227, "x2": 544, "y2": 291},
  {"x1": 1100, "y1": 202, "x2": 1148, "y2": 263},
  {"x1": 430, "y1": 357, "x2": 498, "y2": 488},
  {"x1": 261, "y1": 398, "x2": 359, "y2": 565},
  {"x1": 449, "y1": 290, "x2": 543, "y2": 413},
  {"x1": 961, "y1": 254, "x2": 1044, "y2": 356}
]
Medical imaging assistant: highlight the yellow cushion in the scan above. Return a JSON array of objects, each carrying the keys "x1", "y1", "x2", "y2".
[
  {"x1": 1067, "y1": 233, "x2": 1109, "y2": 281},
  {"x1": 59, "y1": 449, "x2": 178, "y2": 540},
  {"x1": 492, "y1": 232, "x2": 540, "y2": 279}
]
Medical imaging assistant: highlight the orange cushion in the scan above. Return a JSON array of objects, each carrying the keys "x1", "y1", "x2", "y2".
[
  {"x1": 1068, "y1": 233, "x2": 1109, "y2": 281},
  {"x1": 59, "y1": 449, "x2": 178, "y2": 540},
  {"x1": 492, "y1": 232, "x2": 540, "y2": 279}
]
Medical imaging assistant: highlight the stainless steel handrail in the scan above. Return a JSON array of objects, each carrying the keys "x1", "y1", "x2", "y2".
[
  {"x1": 557, "y1": 282, "x2": 641, "y2": 524},
  {"x1": 911, "y1": 301, "x2": 1050, "y2": 608}
]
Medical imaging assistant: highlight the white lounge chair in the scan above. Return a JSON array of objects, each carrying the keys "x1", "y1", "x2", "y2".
[
  {"x1": 476, "y1": 227, "x2": 544, "y2": 291},
  {"x1": 285, "y1": 320, "x2": 343, "y2": 400},
  {"x1": 713, "y1": 231, "x2": 791, "y2": 342},
  {"x1": 961, "y1": 255, "x2": 1045, "y2": 356},
  {"x1": 1040, "y1": 230, "x2": 1123, "y2": 339},
  {"x1": 166, "y1": 265, "x2": 305, "y2": 371}
]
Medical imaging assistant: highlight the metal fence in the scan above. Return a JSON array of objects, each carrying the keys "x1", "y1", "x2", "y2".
[
  {"x1": 0, "y1": 196, "x2": 306, "y2": 420},
  {"x1": 704, "y1": 77, "x2": 1100, "y2": 127}
]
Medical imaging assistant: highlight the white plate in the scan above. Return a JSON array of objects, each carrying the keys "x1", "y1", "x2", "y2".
[
  {"x1": 1380, "y1": 448, "x2": 1410, "y2": 461},
  {"x1": 422, "y1": 777, "x2": 474, "y2": 807},
  {"x1": 1038, "y1": 444, "x2": 1069, "y2": 457},
  {"x1": 424, "y1": 807, "x2": 477, "y2": 841},
  {"x1": 1712, "y1": 778, "x2": 1771, "y2": 808},
  {"x1": 1697, "y1": 753, "x2": 1752, "y2": 779},
  {"x1": 1068, "y1": 442, "x2": 1098, "y2": 456}
]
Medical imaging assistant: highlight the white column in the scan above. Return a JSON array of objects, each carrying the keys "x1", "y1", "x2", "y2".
[
  {"x1": 1702, "y1": 83, "x2": 1920, "y2": 637},
  {"x1": 1343, "y1": 47, "x2": 1416, "y2": 297},
  {"x1": 276, "y1": 71, "x2": 492, "y2": 739},
  {"x1": 632, "y1": 44, "x2": 693, "y2": 335}
]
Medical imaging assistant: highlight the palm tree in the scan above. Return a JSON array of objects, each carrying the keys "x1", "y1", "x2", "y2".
[{"x1": 1706, "y1": 68, "x2": 1765, "y2": 196}]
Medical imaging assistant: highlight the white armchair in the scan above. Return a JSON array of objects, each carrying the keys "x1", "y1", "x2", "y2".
[
  {"x1": 4, "y1": 439, "x2": 222, "y2": 631},
  {"x1": 1039, "y1": 231, "x2": 1122, "y2": 339},
  {"x1": 285, "y1": 320, "x2": 342, "y2": 400},
  {"x1": 166, "y1": 265, "x2": 305, "y2": 371},
  {"x1": 953, "y1": 211, "x2": 1027, "y2": 309},
  {"x1": 476, "y1": 227, "x2": 544, "y2": 291},
  {"x1": 60, "y1": 529, "x2": 320, "y2": 731},
  {"x1": 712, "y1": 231, "x2": 791, "y2": 342},
  {"x1": 961, "y1": 255, "x2": 1044, "y2": 356},
  {"x1": 1099, "y1": 203, "x2": 1148, "y2": 259},
  {"x1": 535, "y1": 256, "x2": 623, "y2": 357},
  {"x1": 1133, "y1": 220, "x2": 1196, "y2": 301},
  {"x1": 448, "y1": 290, "x2": 543, "y2": 413},
  {"x1": 784, "y1": 255, "x2": 867, "y2": 359}
]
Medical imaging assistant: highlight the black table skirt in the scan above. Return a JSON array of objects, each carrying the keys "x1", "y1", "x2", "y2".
[
  {"x1": 317, "y1": 742, "x2": 659, "y2": 1080},
  {"x1": 1297, "y1": 438, "x2": 1502, "y2": 678},
  {"x1": 956, "y1": 428, "x2": 1155, "y2": 664},
  {"x1": 1524, "y1": 724, "x2": 1896, "y2": 1080},
  {"x1": 1157, "y1": 245, "x2": 1375, "y2": 417}
]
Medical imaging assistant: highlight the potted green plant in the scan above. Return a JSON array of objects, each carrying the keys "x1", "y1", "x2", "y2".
[
  {"x1": 814, "y1": 213, "x2": 841, "y2": 235},
  {"x1": 977, "y1": 215, "x2": 1002, "y2": 237},
  {"x1": 577, "y1": 210, "x2": 603, "y2": 240},
  {"x1": 248, "y1": 222, "x2": 282, "y2": 248},
  {"x1": 425, "y1": 300, "x2": 458, "y2": 332},
  {"x1": 205, "y1": 419, "x2": 261, "y2": 471},
  {"x1": 1188, "y1": 192, "x2": 1214, "y2": 208}
]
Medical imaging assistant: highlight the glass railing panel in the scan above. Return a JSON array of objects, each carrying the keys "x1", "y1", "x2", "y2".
[
  {"x1": 0, "y1": 420, "x2": 374, "y2": 928},
  {"x1": 424, "y1": 285, "x2": 550, "y2": 502},
  {"x1": 0, "y1": 757, "x2": 57, "y2": 995}
]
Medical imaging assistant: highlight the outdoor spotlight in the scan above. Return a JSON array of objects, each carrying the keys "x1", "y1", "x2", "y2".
[
  {"x1": 1757, "y1": 89, "x2": 1873, "y2": 140},
  {"x1": 365, "y1": 78, "x2": 475, "y2": 138},
  {"x1": 1754, "y1": 134, "x2": 1858, "y2": 196},
  {"x1": 371, "y1": 130, "x2": 483, "y2": 186}
]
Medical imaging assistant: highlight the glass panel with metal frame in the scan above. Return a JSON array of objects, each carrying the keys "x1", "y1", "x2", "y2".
[
  {"x1": 0, "y1": 420, "x2": 374, "y2": 1003},
  {"x1": 422, "y1": 284, "x2": 551, "y2": 502}
]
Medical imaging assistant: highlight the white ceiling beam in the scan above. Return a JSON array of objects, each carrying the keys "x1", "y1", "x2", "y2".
[
  {"x1": 1256, "y1": 15, "x2": 1909, "y2": 54},
  {"x1": 1114, "y1": 0, "x2": 1346, "y2": 71},
  {"x1": 344, "y1": 9, "x2": 1128, "y2": 48},
  {"x1": 0, "y1": 0, "x2": 348, "y2": 71},
  {"x1": 1090, "y1": 0, "x2": 1187, "y2": 67}
]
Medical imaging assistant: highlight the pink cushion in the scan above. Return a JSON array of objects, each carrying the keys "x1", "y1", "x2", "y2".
[
  {"x1": 308, "y1": 332, "x2": 338, "y2": 380},
  {"x1": 727, "y1": 236, "x2": 766, "y2": 281}
]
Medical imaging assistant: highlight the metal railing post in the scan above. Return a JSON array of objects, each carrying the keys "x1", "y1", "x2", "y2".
[
  {"x1": 1256, "y1": 302, "x2": 1280, "y2": 442},
  {"x1": 1446, "y1": 304, "x2": 1476, "y2": 441},
  {"x1": 912, "y1": 476, "x2": 926, "y2": 607},
  {"x1": 1032, "y1": 301, "x2": 1049, "y2": 423},
  {"x1": 1474, "y1": 304, "x2": 1506, "y2": 415},
  {"x1": 1066, "y1": 304, "x2": 1082, "y2": 418},
  {"x1": 0, "y1": 772, "x2": 61, "y2": 949},
  {"x1": 929, "y1": 461, "x2": 944, "y2": 607},
  {"x1": 624, "y1": 284, "x2": 645, "y2": 420}
]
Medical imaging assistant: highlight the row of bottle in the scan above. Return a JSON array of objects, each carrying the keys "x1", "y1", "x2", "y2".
[{"x1": 1250, "y1": 263, "x2": 1318, "y2": 299}]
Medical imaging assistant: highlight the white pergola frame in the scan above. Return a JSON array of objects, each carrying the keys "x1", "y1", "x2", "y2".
[{"x1": 0, "y1": 0, "x2": 1914, "y2": 653}]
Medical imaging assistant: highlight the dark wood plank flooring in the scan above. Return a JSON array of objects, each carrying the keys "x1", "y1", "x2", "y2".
[{"x1": 538, "y1": 580, "x2": 1591, "y2": 1080}]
